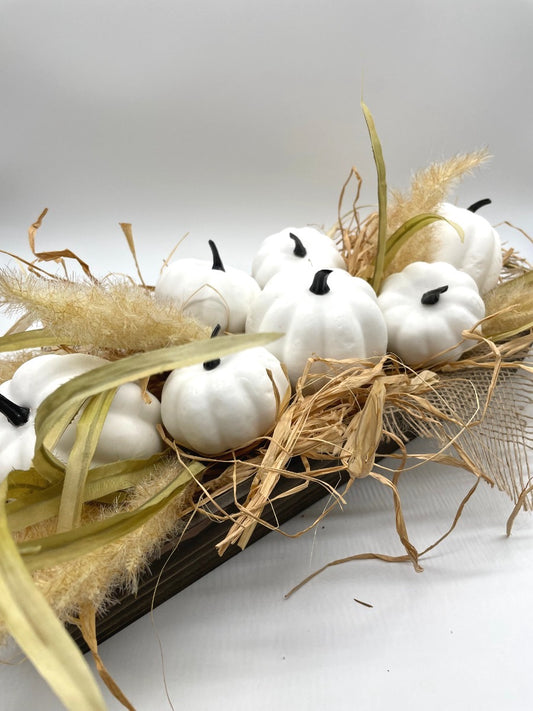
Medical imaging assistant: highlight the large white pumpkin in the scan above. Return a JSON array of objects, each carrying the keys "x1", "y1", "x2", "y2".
[
  {"x1": 246, "y1": 267, "x2": 388, "y2": 386},
  {"x1": 431, "y1": 201, "x2": 502, "y2": 294},
  {"x1": 378, "y1": 261, "x2": 485, "y2": 367}
]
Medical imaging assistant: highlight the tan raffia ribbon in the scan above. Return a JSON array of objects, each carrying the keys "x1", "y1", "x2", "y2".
[{"x1": 0, "y1": 481, "x2": 107, "y2": 711}]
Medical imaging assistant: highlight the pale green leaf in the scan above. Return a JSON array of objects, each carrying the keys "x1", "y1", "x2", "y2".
[
  {"x1": 384, "y1": 213, "x2": 464, "y2": 273},
  {"x1": 0, "y1": 480, "x2": 107, "y2": 710},
  {"x1": 19, "y1": 461, "x2": 203, "y2": 572},
  {"x1": 362, "y1": 102, "x2": 388, "y2": 292},
  {"x1": 57, "y1": 388, "x2": 117, "y2": 532}
]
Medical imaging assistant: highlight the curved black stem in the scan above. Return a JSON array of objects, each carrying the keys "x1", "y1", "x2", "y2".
[
  {"x1": 203, "y1": 323, "x2": 222, "y2": 371},
  {"x1": 0, "y1": 393, "x2": 30, "y2": 427},
  {"x1": 208, "y1": 240, "x2": 225, "y2": 271},
  {"x1": 289, "y1": 232, "x2": 307, "y2": 258},
  {"x1": 309, "y1": 269, "x2": 332, "y2": 295},
  {"x1": 467, "y1": 198, "x2": 492, "y2": 213},
  {"x1": 421, "y1": 285, "x2": 448, "y2": 305}
]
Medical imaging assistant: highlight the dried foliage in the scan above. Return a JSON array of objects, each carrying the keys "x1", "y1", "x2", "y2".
[
  {"x1": 0, "y1": 143, "x2": 532, "y2": 711},
  {"x1": 334, "y1": 149, "x2": 490, "y2": 280},
  {"x1": 0, "y1": 270, "x2": 210, "y2": 358}
]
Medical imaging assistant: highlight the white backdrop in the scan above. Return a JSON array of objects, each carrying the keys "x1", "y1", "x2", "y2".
[{"x1": 0, "y1": 1, "x2": 532, "y2": 709}]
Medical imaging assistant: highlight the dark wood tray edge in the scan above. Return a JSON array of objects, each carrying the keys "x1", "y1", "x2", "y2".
[{"x1": 69, "y1": 439, "x2": 402, "y2": 651}]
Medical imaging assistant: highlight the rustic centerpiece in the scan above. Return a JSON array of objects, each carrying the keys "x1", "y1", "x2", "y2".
[{"x1": 0, "y1": 106, "x2": 531, "y2": 711}]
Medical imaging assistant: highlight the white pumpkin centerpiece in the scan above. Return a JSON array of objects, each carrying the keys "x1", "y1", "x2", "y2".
[
  {"x1": 246, "y1": 267, "x2": 388, "y2": 387},
  {"x1": 431, "y1": 199, "x2": 502, "y2": 294},
  {"x1": 252, "y1": 226, "x2": 346, "y2": 288},
  {"x1": 155, "y1": 239, "x2": 260, "y2": 332},
  {"x1": 161, "y1": 325, "x2": 290, "y2": 455},
  {"x1": 378, "y1": 261, "x2": 486, "y2": 367}
]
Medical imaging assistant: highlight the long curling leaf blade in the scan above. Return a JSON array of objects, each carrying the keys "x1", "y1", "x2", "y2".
[
  {"x1": 361, "y1": 102, "x2": 388, "y2": 292},
  {"x1": 0, "y1": 481, "x2": 107, "y2": 711}
]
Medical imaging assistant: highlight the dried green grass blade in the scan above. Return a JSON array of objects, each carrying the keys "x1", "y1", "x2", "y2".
[
  {"x1": 362, "y1": 102, "x2": 388, "y2": 291},
  {"x1": 486, "y1": 321, "x2": 533, "y2": 343},
  {"x1": 57, "y1": 389, "x2": 117, "y2": 532},
  {"x1": 0, "y1": 327, "x2": 61, "y2": 352},
  {"x1": 32, "y1": 399, "x2": 82, "y2": 483},
  {"x1": 0, "y1": 481, "x2": 107, "y2": 710},
  {"x1": 19, "y1": 461, "x2": 203, "y2": 572},
  {"x1": 8, "y1": 468, "x2": 50, "y2": 491},
  {"x1": 384, "y1": 214, "x2": 464, "y2": 272},
  {"x1": 119, "y1": 222, "x2": 147, "y2": 287},
  {"x1": 7, "y1": 454, "x2": 165, "y2": 532}
]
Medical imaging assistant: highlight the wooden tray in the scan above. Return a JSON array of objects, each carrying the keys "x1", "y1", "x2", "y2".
[{"x1": 69, "y1": 439, "x2": 401, "y2": 651}]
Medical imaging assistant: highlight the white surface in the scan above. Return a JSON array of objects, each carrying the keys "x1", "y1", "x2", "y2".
[
  {"x1": 0, "y1": 1, "x2": 532, "y2": 709},
  {"x1": 1, "y1": 440, "x2": 533, "y2": 711}
]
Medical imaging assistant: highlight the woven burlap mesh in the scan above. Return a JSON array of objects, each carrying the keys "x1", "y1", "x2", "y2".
[{"x1": 383, "y1": 363, "x2": 533, "y2": 509}]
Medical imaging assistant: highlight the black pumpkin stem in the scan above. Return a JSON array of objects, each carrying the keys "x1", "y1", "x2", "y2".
[
  {"x1": 208, "y1": 240, "x2": 225, "y2": 272},
  {"x1": 309, "y1": 269, "x2": 332, "y2": 295},
  {"x1": 289, "y1": 232, "x2": 307, "y2": 258},
  {"x1": 0, "y1": 393, "x2": 30, "y2": 427},
  {"x1": 467, "y1": 198, "x2": 492, "y2": 213},
  {"x1": 203, "y1": 323, "x2": 222, "y2": 370},
  {"x1": 421, "y1": 285, "x2": 449, "y2": 305}
]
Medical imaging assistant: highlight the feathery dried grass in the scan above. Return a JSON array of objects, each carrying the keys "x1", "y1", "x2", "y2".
[
  {"x1": 482, "y1": 272, "x2": 533, "y2": 340},
  {"x1": 0, "y1": 270, "x2": 210, "y2": 357},
  {"x1": 387, "y1": 148, "x2": 490, "y2": 236},
  {"x1": 0, "y1": 456, "x2": 198, "y2": 642}
]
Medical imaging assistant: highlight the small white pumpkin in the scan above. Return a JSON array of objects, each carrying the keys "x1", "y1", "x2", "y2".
[
  {"x1": 161, "y1": 327, "x2": 290, "y2": 455},
  {"x1": 0, "y1": 353, "x2": 163, "y2": 482},
  {"x1": 246, "y1": 267, "x2": 388, "y2": 386},
  {"x1": 377, "y1": 261, "x2": 485, "y2": 366},
  {"x1": 431, "y1": 200, "x2": 502, "y2": 294},
  {"x1": 252, "y1": 226, "x2": 346, "y2": 288},
  {"x1": 155, "y1": 240, "x2": 260, "y2": 332}
]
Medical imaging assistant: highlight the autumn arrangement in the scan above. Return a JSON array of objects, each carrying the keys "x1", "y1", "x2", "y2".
[{"x1": 0, "y1": 105, "x2": 532, "y2": 710}]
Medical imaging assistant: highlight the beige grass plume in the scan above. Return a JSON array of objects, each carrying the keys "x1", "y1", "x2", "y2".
[{"x1": 0, "y1": 270, "x2": 210, "y2": 356}]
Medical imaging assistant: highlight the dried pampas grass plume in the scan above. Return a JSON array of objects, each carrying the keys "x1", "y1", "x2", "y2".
[
  {"x1": 0, "y1": 270, "x2": 210, "y2": 357},
  {"x1": 387, "y1": 148, "x2": 491, "y2": 235},
  {"x1": 385, "y1": 148, "x2": 491, "y2": 274}
]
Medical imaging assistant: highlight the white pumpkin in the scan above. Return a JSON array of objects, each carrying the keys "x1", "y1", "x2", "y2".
[
  {"x1": 378, "y1": 261, "x2": 485, "y2": 367},
  {"x1": 0, "y1": 353, "x2": 163, "y2": 482},
  {"x1": 431, "y1": 200, "x2": 502, "y2": 294},
  {"x1": 252, "y1": 226, "x2": 346, "y2": 288},
  {"x1": 155, "y1": 240, "x2": 260, "y2": 332},
  {"x1": 161, "y1": 337, "x2": 290, "y2": 455},
  {"x1": 246, "y1": 267, "x2": 388, "y2": 387}
]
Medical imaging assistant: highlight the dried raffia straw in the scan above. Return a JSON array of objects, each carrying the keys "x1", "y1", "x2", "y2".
[{"x1": 214, "y1": 357, "x2": 439, "y2": 560}]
